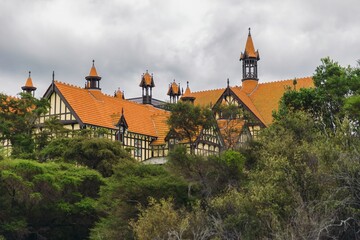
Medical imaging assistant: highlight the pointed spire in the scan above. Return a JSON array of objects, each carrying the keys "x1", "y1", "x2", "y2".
[
  {"x1": 85, "y1": 60, "x2": 102, "y2": 89},
  {"x1": 240, "y1": 28, "x2": 260, "y2": 84},
  {"x1": 89, "y1": 59, "x2": 99, "y2": 77},
  {"x1": 227, "y1": 78, "x2": 230, "y2": 87},
  {"x1": 22, "y1": 70, "x2": 37, "y2": 95},
  {"x1": 24, "y1": 71, "x2": 34, "y2": 88},
  {"x1": 181, "y1": 81, "x2": 195, "y2": 103}
]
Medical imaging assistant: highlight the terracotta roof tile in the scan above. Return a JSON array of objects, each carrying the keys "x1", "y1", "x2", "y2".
[
  {"x1": 191, "y1": 88, "x2": 225, "y2": 106},
  {"x1": 25, "y1": 77, "x2": 34, "y2": 88},
  {"x1": 54, "y1": 81, "x2": 169, "y2": 143},
  {"x1": 187, "y1": 77, "x2": 314, "y2": 126},
  {"x1": 249, "y1": 77, "x2": 314, "y2": 125},
  {"x1": 88, "y1": 61, "x2": 99, "y2": 77},
  {"x1": 240, "y1": 29, "x2": 259, "y2": 59},
  {"x1": 231, "y1": 87, "x2": 267, "y2": 125}
]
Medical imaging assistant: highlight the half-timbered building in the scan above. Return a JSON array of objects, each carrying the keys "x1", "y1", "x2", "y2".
[
  {"x1": 180, "y1": 28, "x2": 314, "y2": 149},
  {"x1": 3, "y1": 29, "x2": 315, "y2": 160}
]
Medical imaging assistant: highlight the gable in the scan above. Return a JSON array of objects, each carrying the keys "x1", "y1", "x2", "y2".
[
  {"x1": 249, "y1": 77, "x2": 314, "y2": 125},
  {"x1": 51, "y1": 81, "x2": 170, "y2": 140},
  {"x1": 214, "y1": 87, "x2": 267, "y2": 126}
]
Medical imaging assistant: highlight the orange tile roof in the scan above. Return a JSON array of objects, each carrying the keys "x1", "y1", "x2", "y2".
[
  {"x1": 89, "y1": 61, "x2": 99, "y2": 77},
  {"x1": 187, "y1": 77, "x2": 314, "y2": 126},
  {"x1": 25, "y1": 76, "x2": 34, "y2": 88},
  {"x1": 249, "y1": 77, "x2": 314, "y2": 125},
  {"x1": 240, "y1": 29, "x2": 259, "y2": 59},
  {"x1": 54, "y1": 81, "x2": 169, "y2": 143},
  {"x1": 191, "y1": 88, "x2": 225, "y2": 106},
  {"x1": 231, "y1": 86, "x2": 267, "y2": 125}
]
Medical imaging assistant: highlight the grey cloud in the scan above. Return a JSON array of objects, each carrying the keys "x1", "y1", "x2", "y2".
[{"x1": 1, "y1": 0, "x2": 359, "y2": 100}]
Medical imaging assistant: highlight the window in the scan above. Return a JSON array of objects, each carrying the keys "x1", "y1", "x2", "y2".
[{"x1": 134, "y1": 139, "x2": 142, "y2": 157}]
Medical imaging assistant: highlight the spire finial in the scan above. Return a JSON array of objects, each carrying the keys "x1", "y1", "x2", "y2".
[
  {"x1": 52, "y1": 71, "x2": 55, "y2": 83},
  {"x1": 227, "y1": 78, "x2": 230, "y2": 87},
  {"x1": 121, "y1": 107, "x2": 124, "y2": 115},
  {"x1": 248, "y1": 27, "x2": 251, "y2": 36},
  {"x1": 92, "y1": 59, "x2": 95, "y2": 66},
  {"x1": 187, "y1": 81, "x2": 189, "y2": 88},
  {"x1": 28, "y1": 71, "x2": 31, "y2": 78}
]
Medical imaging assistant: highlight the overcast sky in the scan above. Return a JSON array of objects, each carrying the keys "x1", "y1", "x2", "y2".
[{"x1": 1, "y1": 0, "x2": 359, "y2": 100}]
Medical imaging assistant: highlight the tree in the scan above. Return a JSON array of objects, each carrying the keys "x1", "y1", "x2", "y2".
[
  {"x1": 213, "y1": 103, "x2": 245, "y2": 150},
  {"x1": 0, "y1": 92, "x2": 49, "y2": 158},
  {"x1": 278, "y1": 57, "x2": 360, "y2": 135},
  {"x1": 90, "y1": 159, "x2": 189, "y2": 239},
  {"x1": 0, "y1": 159, "x2": 104, "y2": 240},
  {"x1": 167, "y1": 146, "x2": 246, "y2": 200},
  {"x1": 40, "y1": 137, "x2": 133, "y2": 177},
  {"x1": 131, "y1": 197, "x2": 214, "y2": 240},
  {"x1": 35, "y1": 117, "x2": 70, "y2": 153},
  {"x1": 166, "y1": 101, "x2": 215, "y2": 154}
]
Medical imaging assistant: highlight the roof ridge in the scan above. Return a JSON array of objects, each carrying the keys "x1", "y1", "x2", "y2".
[
  {"x1": 192, "y1": 87, "x2": 225, "y2": 94},
  {"x1": 56, "y1": 81, "x2": 83, "y2": 89},
  {"x1": 259, "y1": 76, "x2": 312, "y2": 85}
]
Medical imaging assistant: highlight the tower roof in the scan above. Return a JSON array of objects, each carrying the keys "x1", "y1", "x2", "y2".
[
  {"x1": 85, "y1": 60, "x2": 102, "y2": 86},
  {"x1": 181, "y1": 81, "x2": 196, "y2": 101},
  {"x1": 167, "y1": 80, "x2": 181, "y2": 96},
  {"x1": 89, "y1": 60, "x2": 99, "y2": 77},
  {"x1": 240, "y1": 28, "x2": 260, "y2": 60},
  {"x1": 139, "y1": 70, "x2": 155, "y2": 87},
  {"x1": 22, "y1": 71, "x2": 37, "y2": 91}
]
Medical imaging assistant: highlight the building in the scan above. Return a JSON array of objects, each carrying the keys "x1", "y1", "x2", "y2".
[{"x1": 4, "y1": 29, "x2": 314, "y2": 161}]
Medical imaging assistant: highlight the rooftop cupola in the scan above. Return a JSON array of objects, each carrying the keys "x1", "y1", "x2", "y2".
[
  {"x1": 85, "y1": 60, "x2": 102, "y2": 90},
  {"x1": 180, "y1": 81, "x2": 195, "y2": 103},
  {"x1": 167, "y1": 79, "x2": 181, "y2": 103},
  {"x1": 240, "y1": 28, "x2": 260, "y2": 94},
  {"x1": 139, "y1": 70, "x2": 155, "y2": 104},
  {"x1": 22, "y1": 71, "x2": 37, "y2": 96}
]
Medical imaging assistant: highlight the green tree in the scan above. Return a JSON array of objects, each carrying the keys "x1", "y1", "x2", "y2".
[
  {"x1": 0, "y1": 92, "x2": 49, "y2": 158},
  {"x1": 213, "y1": 103, "x2": 245, "y2": 150},
  {"x1": 0, "y1": 159, "x2": 104, "y2": 240},
  {"x1": 131, "y1": 197, "x2": 214, "y2": 240},
  {"x1": 90, "y1": 159, "x2": 189, "y2": 239},
  {"x1": 40, "y1": 137, "x2": 132, "y2": 177},
  {"x1": 167, "y1": 146, "x2": 246, "y2": 201},
  {"x1": 35, "y1": 117, "x2": 70, "y2": 153},
  {"x1": 167, "y1": 101, "x2": 215, "y2": 154},
  {"x1": 278, "y1": 57, "x2": 360, "y2": 135}
]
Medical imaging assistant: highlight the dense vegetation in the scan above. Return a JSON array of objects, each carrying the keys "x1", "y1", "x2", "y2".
[{"x1": 0, "y1": 58, "x2": 359, "y2": 239}]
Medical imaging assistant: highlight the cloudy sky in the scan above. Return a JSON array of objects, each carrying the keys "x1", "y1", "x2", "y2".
[{"x1": 1, "y1": 0, "x2": 359, "y2": 100}]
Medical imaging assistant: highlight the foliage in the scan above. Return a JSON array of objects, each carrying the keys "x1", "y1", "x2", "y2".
[
  {"x1": 167, "y1": 146, "x2": 246, "y2": 203},
  {"x1": 213, "y1": 103, "x2": 245, "y2": 150},
  {"x1": 278, "y1": 57, "x2": 360, "y2": 134},
  {"x1": 167, "y1": 101, "x2": 215, "y2": 154},
  {"x1": 131, "y1": 197, "x2": 215, "y2": 240},
  {"x1": 130, "y1": 197, "x2": 190, "y2": 240},
  {"x1": 0, "y1": 159, "x2": 104, "y2": 240},
  {"x1": 0, "y1": 92, "x2": 49, "y2": 158},
  {"x1": 40, "y1": 137, "x2": 133, "y2": 177},
  {"x1": 35, "y1": 117, "x2": 70, "y2": 152},
  {"x1": 90, "y1": 159, "x2": 190, "y2": 239}
]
